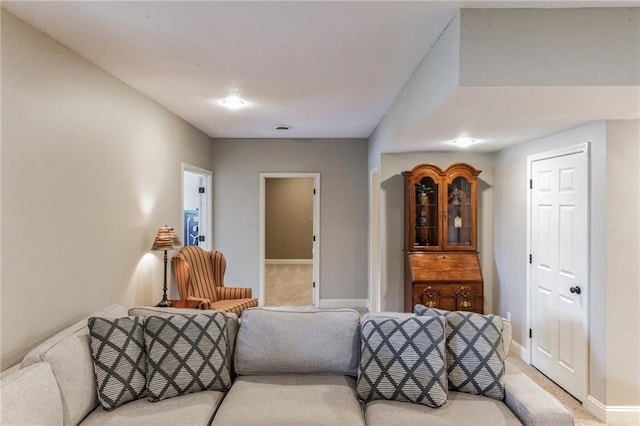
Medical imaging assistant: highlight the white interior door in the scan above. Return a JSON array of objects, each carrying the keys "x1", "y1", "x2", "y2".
[
  {"x1": 182, "y1": 164, "x2": 212, "y2": 251},
  {"x1": 529, "y1": 144, "x2": 589, "y2": 403}
]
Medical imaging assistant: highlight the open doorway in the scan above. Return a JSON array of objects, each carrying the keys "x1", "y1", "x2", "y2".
[
  {"x1": 259, "y1": 173, "x2": 319, "y2": 307},
  {"x1": 182, "y1": 164, "x2": 212, "y2": 251}
]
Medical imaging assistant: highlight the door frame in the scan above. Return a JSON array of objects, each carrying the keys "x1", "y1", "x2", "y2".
[
  {"x1": 368, "y1": 166, "x2": 380, "y2": 313},
  {"x1": 181, "y1": 163, "x2": 213, "y2": 251},
  {"x1": 259, "y1": 173, "x2": 320, "y2": 307},
  {"x1": 526, "y1": 143, "x2": 590, "y2": 401}
]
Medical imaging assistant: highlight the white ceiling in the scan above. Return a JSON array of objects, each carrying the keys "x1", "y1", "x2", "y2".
[{"x1": 3, "y1": 1, "x2": 638, "y2": 151}]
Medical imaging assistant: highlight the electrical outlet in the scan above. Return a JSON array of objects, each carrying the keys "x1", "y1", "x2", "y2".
[{"x1": 506, "y1": 312, "x2": 512, "y2": 321}]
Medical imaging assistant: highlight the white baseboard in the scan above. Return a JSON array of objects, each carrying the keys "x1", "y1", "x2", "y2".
[
  {"x1": 510, "y1": 339, "x2": 530, "y2": 363},
  {"x1": 265, "y1": 259, "x2": 313, "y2": 265},
  {"x1": 318, "y1": 299, "x2": 368, "y2": 309},
  {"x1": 606, "y1": 405, "x2": 640, "y2": 424},
  {"x1": 587, "y1": 396, "x2": 607, "y2": 422},
  {"x1": 587, "y1": 396, "x2": 640, "y2": 424}
]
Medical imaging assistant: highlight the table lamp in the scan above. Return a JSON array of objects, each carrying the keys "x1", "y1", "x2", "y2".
[{"x1": 151, "y1": 226, "x2": 183, "y2": 307}]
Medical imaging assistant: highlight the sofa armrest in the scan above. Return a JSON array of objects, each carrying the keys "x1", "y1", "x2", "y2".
[
  {"x1": 218, "y1": 287, "x2": 253, "y2": 300},
  {"x1": 503, "y1": 372, "x2": 574, "y2": 426},
  {"x1": 0, "y1": 362, "x2": 63, "y2": 425}
]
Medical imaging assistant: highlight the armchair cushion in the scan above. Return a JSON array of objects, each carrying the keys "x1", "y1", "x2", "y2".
[
  {"x1": 218, "y1": 286, "x2": 253, "y2": 299},
  {"x1": 210, "y1": 298, "x2": 258, "y2": 316},
  {"x1": 177, "y1": 246, "x2": 219, "y2": 302}
]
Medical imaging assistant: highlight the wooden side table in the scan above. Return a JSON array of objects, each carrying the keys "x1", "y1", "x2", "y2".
[{"x1": 156, "y1": 300, "x2": 207, "y2": 310}]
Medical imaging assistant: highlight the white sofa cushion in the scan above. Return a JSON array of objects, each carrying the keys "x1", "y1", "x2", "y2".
[
  {"x1": 211, "y1": 374, "x2": 366, "y2": 426},
  {"x1": 21, "y1": 304, "x2": 129, "y2": 425},
  {"x1": 234, "y1": 307, "x2": 361, "y2": 376},
  {"x1": 22, "y1": 304, "x2": 129, "y2": 367},
  {"x1": 364, "y1": 391, "x2": 522, "y2": 426},
  {"x1": 0, "y1": 362, "x2": 63, "y2": 425},
  {"x1": 80, "y1": 390, "x2": 224, "y2": 425}
]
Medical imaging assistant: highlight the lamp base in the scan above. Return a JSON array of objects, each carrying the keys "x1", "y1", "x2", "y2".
[{"x1": 156, "y1": 298, "x2": 173, "y2": 308}]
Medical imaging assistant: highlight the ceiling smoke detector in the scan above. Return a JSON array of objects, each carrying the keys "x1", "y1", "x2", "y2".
[{"x1": 274, "y1": 124, "x2": 292, "y2": 131}]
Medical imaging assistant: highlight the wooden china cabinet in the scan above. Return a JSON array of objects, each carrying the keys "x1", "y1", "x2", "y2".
[{"x1": 403, "y1": 163, "x2": 484, "y2": 313}]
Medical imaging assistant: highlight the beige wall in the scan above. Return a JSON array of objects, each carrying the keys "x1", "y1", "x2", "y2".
[
  {"x1": 368, "y1": 12, "x2": 460, "y2": 168},
  {"x1": 460, "y1": 8, "x2": 640, "y2": 87},
  {"x1": 210, "y1": 138, "x2": 368, "y2": 301},
  {"x1": 605, "y1": 120, "x2": 640, "y2": 408},
  {"x1": 0, "y1": 11, "x2": 212, "y2": 369},
  {"x1": 266, "y1": 178, "x2": 313, "y2": 259}
]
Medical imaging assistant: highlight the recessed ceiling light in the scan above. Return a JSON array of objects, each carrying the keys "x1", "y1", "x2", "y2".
[
  {"x1": 451, "y1": 137, "x2": 478, "y2": 148},
  {"x1": 274, "y1": 124, "x2": 292, "y2": 131},
  {"x1": 220, "y1": 95, "x2": 247, "y2": 110}
]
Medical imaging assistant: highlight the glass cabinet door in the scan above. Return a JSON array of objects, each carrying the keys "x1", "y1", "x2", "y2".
[
  {"x1": 445, "y1": 176, "x2": 473, "y2": 248},
  {"x1": 405, "y1": 163, "x2": 480, "y2": 252},
  {"x1": 414, "y1": 177, "x2": 439, "y2": 248}
]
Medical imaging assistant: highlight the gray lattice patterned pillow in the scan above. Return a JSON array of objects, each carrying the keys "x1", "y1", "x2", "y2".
[
  {"x1": 414, "y1": 305, "x2": 505, "y2": 400},
  {"x1": 88, "y1": 316, "x2": 147, "y2": 409},
  {"x1": 356, "y1": 316, "x2": 448, "y2": 407},
  {"x1": 144, "y1": 313, "x2": 231, "y2": 401}
]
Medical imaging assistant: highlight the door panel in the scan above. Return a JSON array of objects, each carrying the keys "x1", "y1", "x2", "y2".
[
  {"x1": 537, "y1": 205, "x2": 552, "y2": 269},
  {"x1": 536, "y1": 285, "x2": 553, "y2": 358},
  {"x1": 558, "y1": 294, "x2": 575, "y2": 371},
  {"x1": 530, "y1": 146, "x2": 588, "y2": 403},
  {"x1": 559, "y1": 205, "x2": 575, "y2": 275}
]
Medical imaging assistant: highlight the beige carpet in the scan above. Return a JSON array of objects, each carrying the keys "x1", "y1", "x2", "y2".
[
  {"x1": 507, "y1": 357, "x2": 633, "y2": 426},
  {"x1": 264, "y1": 262, "x2": 313, "y2": 306}
]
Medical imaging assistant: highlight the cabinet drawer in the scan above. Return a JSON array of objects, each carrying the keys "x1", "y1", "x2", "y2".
[
  {"x1": 411, "y1": 284, "x2": 483, "y2": 314},
  {"x1": 411, "y1": 295, "x2": 456, "y2": 311}
]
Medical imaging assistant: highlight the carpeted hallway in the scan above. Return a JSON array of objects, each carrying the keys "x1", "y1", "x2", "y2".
[{"x1": 264, "y1": 262, "x2": 313, "y2": 306}]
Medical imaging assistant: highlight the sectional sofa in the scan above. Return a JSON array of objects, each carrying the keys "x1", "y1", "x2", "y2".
[{"x1": 0, "y1": 304, "x2": 573, "y2": 425}]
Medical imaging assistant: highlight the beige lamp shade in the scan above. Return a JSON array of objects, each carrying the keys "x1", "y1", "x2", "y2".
[{"x1": 151, "y1": 226, "x2": 183, "y2": 251}]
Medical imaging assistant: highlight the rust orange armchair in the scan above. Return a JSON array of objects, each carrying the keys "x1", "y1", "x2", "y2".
[{"x1": 172, "y1": 246, "x2": 258, "y2": 316}]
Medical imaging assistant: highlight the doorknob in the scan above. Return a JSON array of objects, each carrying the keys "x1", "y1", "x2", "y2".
[{"x1": 569, "y1": 286, "x2": 582, "y2": 295}]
